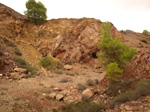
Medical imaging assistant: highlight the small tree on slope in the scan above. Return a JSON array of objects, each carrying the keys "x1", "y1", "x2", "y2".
[
  {"x1": 97, "y1": 22, "x2": 137, "y2": 82},
  {"x1": 24, "y1": 0, "x2": 47, "y2": 24}
]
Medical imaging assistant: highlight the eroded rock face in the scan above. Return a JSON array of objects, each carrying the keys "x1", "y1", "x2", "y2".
[
  {"x1": 125, "y1": 48, "x2": 150, "y2": 80},
  {"x1": 50, "y1": 19, "x2": 125, "y2": 63}
]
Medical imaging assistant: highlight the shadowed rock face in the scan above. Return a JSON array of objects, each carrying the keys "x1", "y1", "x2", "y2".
[
  {"x1": 50, "y1": 19, "x2": 125, "y2": 63},
  {"x1": 0, "y1": 57, "x2": 4, "y2": 70}
]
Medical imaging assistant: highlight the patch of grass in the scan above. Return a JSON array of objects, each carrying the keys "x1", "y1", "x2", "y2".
[
  {"x1": 86, "y1": 79, "x2": 95, "y2": 86},
  {"x1": 59, "y1": 78, "x2": 69, "y2": 83},
  {"x1": 106, "y1": 80, "x2": 130, "y2": 96},
  {"x1": 22, "y1": 65, "x2": 38, "y2": 77},
  {"x1": 39, "y1": 56, "x2": 62, "y2": 70},
  {"x1": 110, "y1": 80, "x2": 150, "y2": 109},
  {"x1": 66, "y1": 73, "x2": 75, "y2": 76},
  {"x1": 16, "y1": 57, "x2": 38, "y2": 77},
  {"x1": 14, "y1": 47, "x2": 22, "y2": 56},
  {"x1": 16, "y1": 57, "x2": 26, "y2": 65},
  {"x1": 61, "y1": 101, "x2": 105, "y2": 112},
  {"x1": 77, "y1": 83, "x2": 87, "y2": 91}
]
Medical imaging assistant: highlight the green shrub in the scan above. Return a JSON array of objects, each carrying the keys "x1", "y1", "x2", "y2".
[
  {"x1": 39, "y1": 56, "x2": 61, "y2": 70},
  {"x1": 16, "y1": 57, "x2": 38, "y2": 76},
  {"x1": 16, "y1": 57, "x2": 27, "y2": 65},
  {"x1": 62, "y1": 102, "x2": 105, "y2": 112},
  {"x1": 110, "y1": 80, "x2": 150, "y2": 109},
  {"x1": 14, "y1": 47, "x2": 22, "y2": 56},
  {"x1": 77, "y1": 83, "x2": 87, "y2": 91},
  {"x1": 86, "y1": 79, "x2": 95, "y2": 86},
  {"x1": 142, "y1": 30, "x2": 149, "y2": 35},
  {"x1": 22, "y1": 65, "x2": 38, "y2": 76},
  {"x1": 106, "y1": 62, "x2": 123, "y2": 82},
  {"x1": 106, "y1": 80, "x2": 130, "y2": 96}
]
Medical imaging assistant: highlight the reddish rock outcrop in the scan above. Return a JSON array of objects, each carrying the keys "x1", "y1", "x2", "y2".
[
  {"x1": 50, "y1": 19, "x2": 125, "y2": 63},
  {"x1": 125, "y1": 48, "x2": 150, "y2": 80}
]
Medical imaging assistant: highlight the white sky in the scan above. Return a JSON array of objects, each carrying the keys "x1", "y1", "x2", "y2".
[{"x1": 1, "y1": 0, "x2": 150, "y2": 33}]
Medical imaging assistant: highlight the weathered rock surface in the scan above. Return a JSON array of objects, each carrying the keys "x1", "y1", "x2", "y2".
[
  {"x1": 14, "y1": 68, "x2": 27, "y2": 73},
  {"x1": 63, "y1": 65, "x2": 73, "y2": 70},
  {"x1": 50, "y1": 19, "x2": 125, "y2": 63},
  {"x1": 56, "y1": 93, "x2": 64, "y2": 101},
  {"x1": 49, "y1": 92, "x2": 57, "y2": 99},
  {"x1": 82, "y1": 88, "x2": 94, "y2": 99},
  {"x1": 125, "y1": 48, "x2": 150, "y2": 80}
]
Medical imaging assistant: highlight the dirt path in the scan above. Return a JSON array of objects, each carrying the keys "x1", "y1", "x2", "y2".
[{"x1": 0, "y1": 64, "x2": 105, "y2": 112}]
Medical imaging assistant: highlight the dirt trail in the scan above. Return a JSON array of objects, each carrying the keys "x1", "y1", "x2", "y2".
[{"x1": 0, "y1": 65, "x2": 105, "y2": 112}]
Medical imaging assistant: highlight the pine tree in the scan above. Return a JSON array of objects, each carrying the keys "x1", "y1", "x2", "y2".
[
  {"x1": 97, "y1": 22, "x2": 137, "y2": 81},
  {"x1": 24, "y1": 0, "x2": 47, "y2": 24}
]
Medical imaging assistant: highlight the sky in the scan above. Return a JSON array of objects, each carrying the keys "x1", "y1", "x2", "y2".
[{"x1": 1, "y1": 0, "x2": 150, "y2": 33}]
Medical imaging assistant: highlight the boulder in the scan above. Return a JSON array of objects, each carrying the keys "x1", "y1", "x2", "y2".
[
  {"x1": 64, "y1": 65, "x2": 73, "y2": 70},
  {"x1": 14, "y1": 68, "x2": 27, "y2": 73},
  {"x1": 49, "y1": 92, "x2": 57, "y2": 99},
  {"x1": 81, "y1": 88, "x2": 93, "y2": 99},
  {"x1": 56, "y1": 93, "x2": 64, "y2": 101}
]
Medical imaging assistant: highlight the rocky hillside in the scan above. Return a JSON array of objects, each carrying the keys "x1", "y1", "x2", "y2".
[{"x1": 0, "y1": 3, "x2": 150, "y2": 112}]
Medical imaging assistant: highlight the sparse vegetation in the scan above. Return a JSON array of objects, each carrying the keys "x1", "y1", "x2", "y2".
[
  {"x1": 142, "y1": 30, "x2": 149, "y2": 35},
  {"x1": 59, "y1": 78, "x2": 69, "y2": 83},
  {"x1": 86, "y1": 79, "x2": 95, "y2": 86},
  {"x1": 106, "y1": 80, "x2": 131, "y2": 96},
  {"x1": 97, "y1": 22, "x2": 137, "y2": 82},
  {"x1": 24, "y1": 0, "x2": 47, "y2": 24},
  {"x1": 14, "y1": 47, "x2": 22, "y2": 56},
  {"x1": 66, "y1": 72, "x2": 75, "y2": 76},
  {"x1": 16, "y1": 57, "x2": 26, "y2": 65},
  {"x1": 39, "y1": 56, "x2": 62, "y2": 70},
  {"x1": 110, "y1": 80, "x2": 150, "y2": 108},
  {"x1": 16, "y1": 57, "x2": 38, "y2": 76},
  {"x1": 77, "y1": 83, "x2": 87, "y2": 91},
  {"x1": 61, "y1": 101, "x2": 105, "y2": 112},
  {"x1": 53, "y1": 70, "x2": 63, "y2": 74}
]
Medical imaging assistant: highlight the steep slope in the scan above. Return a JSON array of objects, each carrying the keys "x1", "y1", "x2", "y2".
[{"x1": 0, "y1": 3, "x2": 126, "y2": 65}]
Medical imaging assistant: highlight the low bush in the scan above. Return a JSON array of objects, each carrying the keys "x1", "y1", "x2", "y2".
[
  {"x1": 62, "y1": 102, "x2": 105, "y2": 112},
  {"x1": 16, "y1": 57, "x2": 38, "y2": 77},
  {"x1": 16, "y1": 57, "x2": 26, "y2": 65},
  {"x1": 77, "y1": 83, "x2": 87, "y2": 91},
  {"x1": 110, "y1": 80, "x2": 150, "y2": 109},
  {"x1": 14, "y1": 47, "x2": 22, "y2": 56},
  {"x1": 66, "y1": 73, "x2": 75, "y2": 76},
  {"x1": 59, "y1": 78, "x2": 69, "y2": 83},
  {"x1": 142, "y1": 30, "x2": 149, "y2": 35},
  {"x1": 86, "y1": 79, "x2": 95, "y2": 86},
  {"x1": 39, "y1": 56, "x2": 62, "y2": 70},
  {"x1": 106, "y1": 80, "x2": 130, "y2": 96}
]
